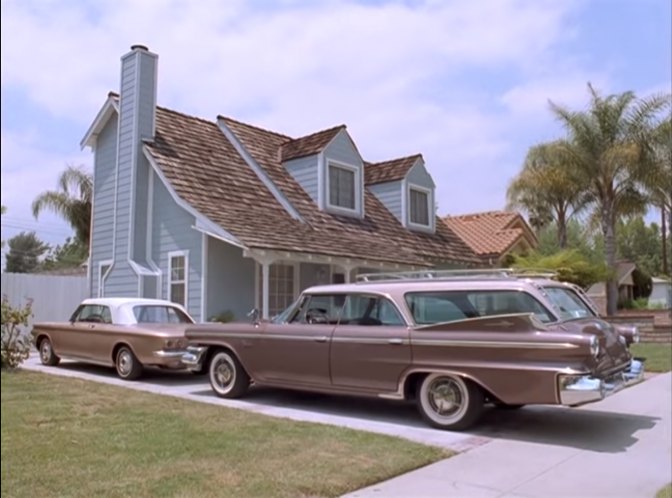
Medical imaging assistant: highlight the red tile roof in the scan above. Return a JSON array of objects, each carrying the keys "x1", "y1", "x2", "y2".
[
  {"x1": 365, "y1": 154, "x2": 422, "y2": 185},
  {"x1": 140, "y1": 103, "x2": 480, "y2": 266},
  {"x1": 442, "y1": 211, "x2": 536, "y2": 258}
]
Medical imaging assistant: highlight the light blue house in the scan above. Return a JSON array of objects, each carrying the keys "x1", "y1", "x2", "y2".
[{"x1": 81, "y1": 46, "x2": 479, "y2": 321}]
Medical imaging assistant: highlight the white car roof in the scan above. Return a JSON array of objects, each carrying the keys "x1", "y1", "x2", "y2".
[{"x1": 80, "y1": 297, "x2": 179, "y2": 308}]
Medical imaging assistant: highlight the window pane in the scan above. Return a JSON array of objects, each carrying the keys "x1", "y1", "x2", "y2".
[
  {"x1": 405, "y1": 290, "x2": 552, "y2": 325},
  {"x1": 171, "y1": 256, "x2": 185, "y2": 281},
  {"x1": 341, "y1": 295, "x2": 404, "y2": 326},
  {"x1": 329, "y1": 165, "x2": 356, "y2": 209},
  {"x1": 170, "y1": 283, "x2": 185, "y2": 306},
  {"x1": 410, "y1": 189, "x2": 429, "y2": 226}
]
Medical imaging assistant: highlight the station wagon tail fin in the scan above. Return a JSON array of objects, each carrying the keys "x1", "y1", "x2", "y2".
[{"x1": 414, "y1": 313, "x2": 548, "y2": 333}]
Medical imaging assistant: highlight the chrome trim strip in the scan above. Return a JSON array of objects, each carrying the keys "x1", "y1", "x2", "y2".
[
  {"x1": 412, "y1": 340, "x2": 579, "y2": 349},
  {"x1": 153, "y1": 349, "x2": 188, "y2": 359}
]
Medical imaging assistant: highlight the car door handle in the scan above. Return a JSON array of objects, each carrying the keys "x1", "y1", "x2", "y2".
[
  {"x1": 314, "y1": 336, "x2": 328, "y2": 343},
  {"x1": 388, "y1": 338, "x2": 403, "y2": 345}
]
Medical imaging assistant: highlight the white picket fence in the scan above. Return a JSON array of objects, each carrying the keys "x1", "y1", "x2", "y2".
[{"x1": 1, "y1": 272, "x2": 88, "y2": 325}]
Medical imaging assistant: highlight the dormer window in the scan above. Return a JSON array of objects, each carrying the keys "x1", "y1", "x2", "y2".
[
  {"x1": 327, "y1": 161, "x2": 358, "y2": 212},
  {"x1": 409, "y1": 186, "x2": 431, "y2": 227}
]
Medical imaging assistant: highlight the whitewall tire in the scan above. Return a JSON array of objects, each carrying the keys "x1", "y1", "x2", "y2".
[
  {"x1": 417, "y1": 373, "x2": 484, "y2": 430},
  {"x1": 209, "y1": 351, "x2": 249, "y2": 398}
]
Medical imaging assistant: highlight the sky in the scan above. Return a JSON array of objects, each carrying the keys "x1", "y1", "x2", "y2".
[{"x1": 1, "y1": 0, "x2": 671, "y2": 255}]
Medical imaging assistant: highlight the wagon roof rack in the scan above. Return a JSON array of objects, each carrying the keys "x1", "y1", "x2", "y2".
[{"x1": 355, "y1": 268, "x2": 559, "y2": 283}]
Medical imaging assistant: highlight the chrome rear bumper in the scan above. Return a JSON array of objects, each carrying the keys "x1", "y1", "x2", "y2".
[{"x1": 559, "y1": 359, "x2": 645, "y2": 406}]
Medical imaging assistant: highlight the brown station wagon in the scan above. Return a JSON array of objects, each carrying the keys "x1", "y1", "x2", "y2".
[
  {"x1": 32, "y1": 298, "x2": 196, "y2": 380},
  {"x1": 183, "y1": 270, "x2": 644, "y2": 430}
]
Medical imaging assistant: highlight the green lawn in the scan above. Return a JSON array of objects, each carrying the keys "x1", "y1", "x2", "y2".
[
  {"x1": 631, "y1": 343, "x2": 672, "y2": 373},
  {"x1": 1, "y1": 371, "x2": 447, "y2": 498},
  {"x1": 656, "y1": 483, "x2": 672, "y2": 498}
]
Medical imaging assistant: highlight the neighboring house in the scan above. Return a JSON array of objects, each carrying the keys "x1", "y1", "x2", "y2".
[
  {"x1": 442, "y1": 211, "x2": 537, "y2": 265},
  {"x1": 587, "y1": 261, "x2": 638, "y2": 312},
  {"x1": 81, "y1": 46, "x2": 479, "y2": 321},
  {"x1": 649, "y1": 277, "x2": 672, "y2": 309}
]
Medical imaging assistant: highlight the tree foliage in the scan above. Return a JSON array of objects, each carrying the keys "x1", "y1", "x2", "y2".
[
  {"x1": 40, "y1": 237, "x2": 88, "y2": 271},
  {"x1": 32, "y1": 165, "x2": 92, "y2": 247},
  {"x1": 1, "y1": 295, "x2": 33, "y2": 369},
  {"x1": 519, "y1": 84, "x2": 670, "y2": 314},
  {"x1": 5, "y1": 232, "x2": 50, "y2": 273},
  {"x1": 511, "y1": 249, "x2": 609, "y2": 289},
  {"x1": 507, "y1": 141, "x2": 588, "y2": 247}
]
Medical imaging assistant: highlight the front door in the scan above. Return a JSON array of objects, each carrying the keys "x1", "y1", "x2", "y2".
[{"x1": 330, "y1": 294, "x2": 411, "y2": 392}]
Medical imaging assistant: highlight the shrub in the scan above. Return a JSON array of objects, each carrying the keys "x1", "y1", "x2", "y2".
[
  {"x1": 209, "y1": 310, "x2": 235, "y2": 323},
  {"x1": 1, "y1": 295, "x2": 33, "y2": 369}
]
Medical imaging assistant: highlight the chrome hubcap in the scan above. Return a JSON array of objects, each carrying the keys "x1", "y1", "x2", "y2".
[
  {"x1": 40, "y1": 342, "x2": 51, "y2": 363},
  {"x1": 214, "y1": 359, "x2": 234, "y2": 389},
  {"x1": 118, "y1": 351, "x2": 132, "y2": 375},
  {"x1": 428, "y1": 379, "x2": 463, "y2": 416}
]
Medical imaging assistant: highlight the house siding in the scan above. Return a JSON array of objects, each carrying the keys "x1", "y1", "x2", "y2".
[
  {"x1": 369, "y1": 180, "x2": 403, "y2": 224},
  {"x1": 406, "y1": 161, "x2": 435, "y2": 189},
  {"x1": 151, "y1": 172, "x2": 202, "y2": 320},
  {"x1": 114, "y1": 55, "x2": 137, "y2": 263},
  {"x1": 284, "y1": 155, "x2": 319, "y2": 203},
  {"x1": 206, "y1": 237, "x2": 255, "y2": 321},
  {"x1": 90, "y1": 114, "x2": 118, "y2": 297}
]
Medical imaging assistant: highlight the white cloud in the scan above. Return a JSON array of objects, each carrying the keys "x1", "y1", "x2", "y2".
[
  {"x1": 1, "y1": 130, "x2": 88, "y2": 247},
  {"x1": 5, "y1": 0, "x2": 660, "y2": 234}
]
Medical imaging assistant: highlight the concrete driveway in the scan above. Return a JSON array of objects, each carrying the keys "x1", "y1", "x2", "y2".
[{"x1": 20, "y1": 356, "x2": 672, "y2": 497}]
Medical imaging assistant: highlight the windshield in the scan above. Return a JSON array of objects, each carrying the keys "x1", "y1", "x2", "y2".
[
  {"x1": 542, "y1": 286, "x2": 596, "y2": 321},
  {"x1": 270, "y1": 297, "x2": 303, "y2": 324},
  {"x1": 133, "y1": 305, "x2": 193, "y2": 324}
]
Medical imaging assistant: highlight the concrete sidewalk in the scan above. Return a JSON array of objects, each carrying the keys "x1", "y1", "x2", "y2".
[{"x1": 343, "y1": 373, "x2": 672, "y2": 498}]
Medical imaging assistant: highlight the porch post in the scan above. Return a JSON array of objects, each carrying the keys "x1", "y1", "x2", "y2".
[{"x1": 262, "y1": 261, "x2": 270, "y2": 320}]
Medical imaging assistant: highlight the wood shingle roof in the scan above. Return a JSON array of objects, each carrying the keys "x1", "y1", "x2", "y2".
[{"x1": 143, "y1": 104, "x2": 479, "y2": 266}]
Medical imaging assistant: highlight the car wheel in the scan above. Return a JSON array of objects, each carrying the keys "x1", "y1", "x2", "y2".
[
  {"x1": 417, "y1": 373, "x2": 484, "y2": 430},
  {"x1": 115, "y1": 346, "x2": 143, "y2": 380},
  {"x1": 209, "y1": 350, "x2": 249, "y2": 398},
  {"x1": 38, "y1": 338, "x2": 60, "y2": 366}
]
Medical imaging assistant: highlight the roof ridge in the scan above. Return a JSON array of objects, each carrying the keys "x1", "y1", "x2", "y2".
[
  {"x1": 218, "y1": 114, "x2": 292, "y2": 140},
  {"x1": 445, "y1": 210, "x2": 517, "y2": 220},
  {"x1": 286, "y1": 124, "x2": 346, "y2": 143},
  {"x1": 367, "y1": 153, "x2": 422, "y2": 166},
  {"x1": 108, "y1": 90, "x2": 219, "y2": 128}
]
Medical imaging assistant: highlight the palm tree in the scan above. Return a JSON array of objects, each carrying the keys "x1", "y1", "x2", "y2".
[
  {"x1": 644, "y1": 118, "x2": 672, "y2": 275},
  {"x1": 32, "y1": 165, "x2": 93, "y2": 246},
  {"x1": 507, "y1": 141, "x2": 588, "y2": 248},
  {"x1": 550, "y1": 84, "x2": 670, "y2": 315}
]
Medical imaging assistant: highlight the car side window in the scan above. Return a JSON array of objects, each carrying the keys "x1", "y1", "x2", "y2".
[
  {"x1": 74, "y1": 305, "x2": 112, "y2": 324},
  {"x1": 406, "y1": 290, "x2": 552, "y2": 325},
  {"x1": 291, "y1": 294, "x2": 345, "y2": 324},
  {"x1": 341, "y1": 294, "x2": 405, "y2": 326}
]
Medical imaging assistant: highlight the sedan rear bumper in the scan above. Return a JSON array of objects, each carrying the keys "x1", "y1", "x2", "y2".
[
  {"x1": 152, "y1": 349, "x2": 190, "y2": 368},
  {"x1": 558, "y1": 359, "x2": 645, "y2": 406}
]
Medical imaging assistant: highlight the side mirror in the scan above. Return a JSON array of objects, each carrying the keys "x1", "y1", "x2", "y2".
[{"x1": 247, "y1": 308, "x2": 260, "y2": 326}]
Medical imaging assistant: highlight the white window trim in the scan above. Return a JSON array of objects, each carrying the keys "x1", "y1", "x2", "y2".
[
  {"x1": 98, "y1": 260, "x2": 113, "y2": 298},
  {"x1": 407, "y1": 184, "x2": 434, "y2": 231},
  {"x1": 167, "y1": 250, "x2": 189, "y2": 308},
  {"x1": 325, "y1": 160, "x2": 361, "y2": 216}
]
